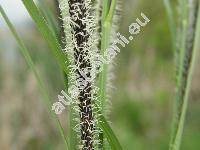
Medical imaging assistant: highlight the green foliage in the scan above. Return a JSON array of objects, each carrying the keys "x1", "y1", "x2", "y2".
[
  {"x1": 0, "y1": 5, "x2": 70, "y2": 149},
  {"x1": 21, "y1": 0, "x2": 69, "y2": 75},
  {"x1": 1, "y1": 0, "x2": 199, "y2": 149},
  {"x1": 99, "y1": 116, "x2": 122, "y2": 150}
]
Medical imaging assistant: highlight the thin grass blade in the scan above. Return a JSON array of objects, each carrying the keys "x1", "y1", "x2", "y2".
[
  {"x1": 163, "y1": 0, "x2": 176, "y2": 52},
  {"x1": 21, "y1": 0, "x2": 69, "y2": 75},
  {"x1": 0, "y1": 6, "x2": 69, "y2": 150},
  {"x1": 99, "y1": 116, "x2": 122, "y2": 150},
  {"x1": 38, "y1": 0, "x2": 59, "y2": 36}
]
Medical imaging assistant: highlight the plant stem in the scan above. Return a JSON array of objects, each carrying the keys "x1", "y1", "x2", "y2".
[
  {"x1": 99, "y1": 0, "x2": 117, "y2": 114},
  {"x1": 169, "y1": 1, "x2": 200, "y2": 149}
]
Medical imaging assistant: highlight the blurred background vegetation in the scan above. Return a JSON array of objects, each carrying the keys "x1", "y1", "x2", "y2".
[{"x1": 0, "y1": 0, "x2": 199, "y2": 149}]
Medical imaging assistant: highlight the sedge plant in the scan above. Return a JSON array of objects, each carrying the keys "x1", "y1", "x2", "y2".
[
  {"x1": 2, "y1": 0, "x2": 199, "y2": 149},
  {"x1": 0, "y1": 0, "x2": 121, "y2": 149}
]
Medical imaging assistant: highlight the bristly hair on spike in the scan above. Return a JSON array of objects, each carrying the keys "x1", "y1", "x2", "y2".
[
  {"x1": 59, "y1": 0, "x2": 120, "y2": 149},
  {"x1": 102, "y1": 0, "x2": 122, "y2": 118},
  {"x1": 170, "y1": 0, "x2": 199, "y2": 149},
  {"x1": 99, "y1": 1, "x2": 122, "y2": 148},
  {"x1": 59, "y1": 0, "x2": 102, "y2": 149}
]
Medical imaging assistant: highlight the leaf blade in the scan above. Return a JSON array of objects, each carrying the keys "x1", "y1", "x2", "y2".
[
  {"x1": 100, "y1": 116, "x2": 122, "y2": 150},
  {"x1": 0, "y1": 5, "x2": 69, "y2": 150},
  {"x1": 22, "y1": 0, "x2": 69, "y2": 75}
]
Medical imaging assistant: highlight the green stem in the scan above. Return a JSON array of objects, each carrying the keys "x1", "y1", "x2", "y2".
[
  {"x1": 99, "y1": 0, "x2": 116, "y2": 148},
  {"x1": 99, "y1": 0, "x2": 117, "y2": 115},
  {"x1": 170, "y1": 1, "x2": 200, "y2": 150}
]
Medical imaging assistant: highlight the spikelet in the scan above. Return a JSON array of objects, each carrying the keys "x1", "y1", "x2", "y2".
[
  {"x1": 103, "y1": 0, "x2": 122, "y2": 118},
  {"x1": 175, "y1": 0, "x2": 199, "y2": 129},
  {"x1": 59, "y1": 0, "x2": 103, "y2": 149},
  {"x1": 95, "y1": 0, "x2": 103, "y2": 52},
  {"x1": 170, "y1": 0, "x2": 199, "y2": 149},
  {"x1": 97, "y1": 0, "x2": 122, "y2": 148},
  {"x1": 176, "y1": 0, "x2": 199, "y2": 127},
  {"x1": 175, "y1": 0, "x2": 189, "y2": 79}
]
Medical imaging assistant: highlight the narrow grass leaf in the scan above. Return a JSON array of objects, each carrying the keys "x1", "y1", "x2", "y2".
[
  {"x1": 0, "y1": 6, "x2": 69, "y2": 150},
  {"x1": 21, "y1": 0, "x2": 69, "y2": 75},
  {"x1": 99, "y1": 116, "x2": 122, "y2": 150},
  {"x1": 38, "y1": 0, "x2": 59, "y2": 36},
  {"x1": 163, "y1": 0, "x2": 176, "y2": 52}
]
